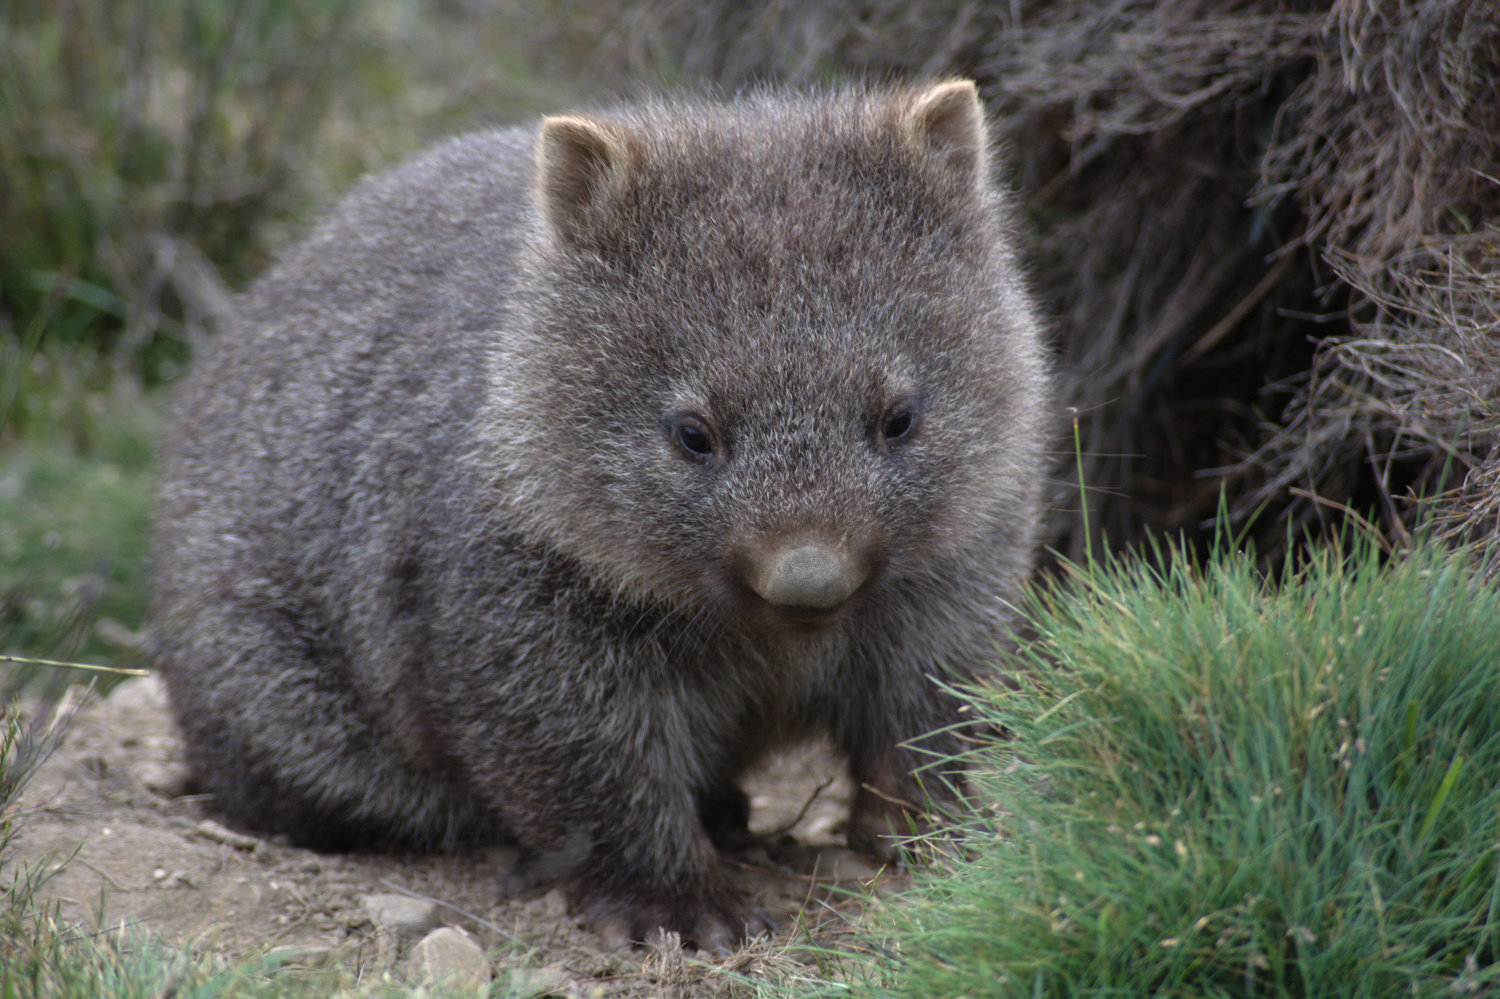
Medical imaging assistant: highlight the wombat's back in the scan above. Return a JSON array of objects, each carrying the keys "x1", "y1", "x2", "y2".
[{"x1": 153, "y1": 128, "x2": 547, "y2": 846}]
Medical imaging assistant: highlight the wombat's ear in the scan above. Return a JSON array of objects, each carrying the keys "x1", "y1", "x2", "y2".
[
  {"x1": 899, "y1": 79, "x2": 988, "y2": 193},
  {"x1": 535, "y1": 115, "x2": 633, "y2": 249}
]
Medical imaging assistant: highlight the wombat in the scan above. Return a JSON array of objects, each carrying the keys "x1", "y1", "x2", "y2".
[{"x1": 151, "y1": 80, "x2": 1051, "y2": 948}]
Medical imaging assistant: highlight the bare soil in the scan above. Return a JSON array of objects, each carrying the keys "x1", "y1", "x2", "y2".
[{"x1": 9, "y1": 677, "x2": 898, "y2": 996}]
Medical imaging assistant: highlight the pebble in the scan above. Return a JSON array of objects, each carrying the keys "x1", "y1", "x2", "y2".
[
  {"x1": 824, "y1": 847, "x2": 884, "y2": 883},
  {"x1": 105, "y1": 675, "x2": 167, "y2": 710},
  {"x1": 266, "y1": 940, "x2": 341, "y2": 966},
  {"x1": 135, "y1": 760, "x2": 192, "y2": 797},
  {"x1": 407, "y1": 926, "x2": 490, "y2": 990},
  {"x1": 506, "y1": 962, "x2": 572, "y2": 998},
  {"x1": 538, "y1": 887, "x2": 570, "y2": 920},
  {"x1": 358, "y1": 892, "x2": 443, "y2": 936},
  {"x1": 192, "y1": 818, "x2": 262, "y2": 851}
]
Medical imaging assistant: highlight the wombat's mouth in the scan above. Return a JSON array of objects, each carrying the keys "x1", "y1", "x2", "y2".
[{"x1": 769, "y1": 602, "x2": 849, "y2": 628}]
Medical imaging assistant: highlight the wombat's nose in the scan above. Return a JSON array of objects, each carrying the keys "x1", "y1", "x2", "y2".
[{"x1": 753, "y1": 545, "x2": 863, "y2": 611}]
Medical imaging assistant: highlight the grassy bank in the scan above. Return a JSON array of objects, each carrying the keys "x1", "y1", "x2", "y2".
[{"x1": 789, "y1": 533, "x2": 1500, "y2": 997}]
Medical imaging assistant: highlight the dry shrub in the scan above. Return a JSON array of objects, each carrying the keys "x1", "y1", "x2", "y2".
[
  {"x1": 1257, "y1": 241, "x2": 1500, "y2": 567},
  {"x1": 521, "y1": 0, "x2": 1500, "y2": 564},
  {"x1": 1243, "y1": 1, "x2": 1500, "y2": 568}
]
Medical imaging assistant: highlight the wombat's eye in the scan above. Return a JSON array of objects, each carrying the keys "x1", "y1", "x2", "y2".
[
  {"x1": 880, "y1": 402, "x2": 920, "y2": 447},
  {"x1": 664, "y1": 413, "x2": 716, "y2": 464}
]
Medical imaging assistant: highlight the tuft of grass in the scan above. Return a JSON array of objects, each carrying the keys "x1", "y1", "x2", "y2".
[
  {"x1": 0, "y1": 921, "x2": 521, "y2": 999},
  {"x1": 811, "y1": 532, "x2": 1500, "y2": 997}
]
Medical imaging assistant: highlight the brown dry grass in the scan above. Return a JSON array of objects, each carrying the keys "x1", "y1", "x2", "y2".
[{"x1": 525, "y1": 0, "x2": 1500, "y2": 565}]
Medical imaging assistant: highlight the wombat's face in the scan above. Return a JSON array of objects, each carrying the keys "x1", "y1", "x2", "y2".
[{"x1": 494, "y1": 85, "x2": 1048, "y2": 632}]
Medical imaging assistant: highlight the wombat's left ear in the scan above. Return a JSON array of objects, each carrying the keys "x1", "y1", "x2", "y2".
[
  {"x1": 899, "y1": 79, "x2": 988, "y2": 193},
  {"x1": 535, "y1": 115, "x2": 633, "y2": 249}
]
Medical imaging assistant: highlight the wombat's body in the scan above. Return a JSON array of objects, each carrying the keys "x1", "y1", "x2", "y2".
[{"x1": 152, "y1": 82, "x2": 1051, "y2": 946}]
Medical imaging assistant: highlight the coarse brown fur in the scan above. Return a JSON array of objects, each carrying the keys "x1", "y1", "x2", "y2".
[{"x1": 151, "y1": 81, "x2": 1052, "y2": 948}]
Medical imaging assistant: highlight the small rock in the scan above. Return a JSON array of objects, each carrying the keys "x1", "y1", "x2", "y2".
[
  {"x1": 407, "y1": 926, "x2": 489, "y2": 990},
  {"x1": 538, "y1": 887, "x2": 570, "y2": 920},
  {"x1": 358, "y1": 892, "x2": 443, "y2": 936},
  {"x1": 802, "y1": 811, "x2": 842, "y2": 839},
  {"x1": 192, "y1": 818, "x2": 262, "y2": 851},
  {"x1": 506, "y1": 962, "x2": 571, "y2": 998},
  {"x1": 106, "y1": 675, "x2": 167, "y2": 710},
  {"x1": 135, "y1": 760, "x2": 192, "y2": 797}
]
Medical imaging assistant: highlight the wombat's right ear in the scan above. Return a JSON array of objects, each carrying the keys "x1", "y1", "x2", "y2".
[
  {"x1": 535, "y1": 115, "x2": 633, "y2": 250},
  {"x1": 899, "y1": 80, "x2": 989, "y2": 195}
]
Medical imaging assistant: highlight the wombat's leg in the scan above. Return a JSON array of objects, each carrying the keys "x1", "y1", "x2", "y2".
[
  {"x1": 848, "y1": 754, "x2": 969, "y2": 867},
  {"x1": 572, "y1": 848, "x2": 754, "y2": 950},
  {"x1": 831, "y1": 664, "x2": 969, "y2": 865},
  {"x1": 845, "y1": 748, "x2": 930, "y2": 866},
  {"x1": 550, "y1": 771, "x2": 769, "y2": 949},
  {"x1": 161, "y1": 604, "x2": 474, "y2": 850},
  {"x1": 842, "y1": 712, "x2": 968, "y2": 867}
]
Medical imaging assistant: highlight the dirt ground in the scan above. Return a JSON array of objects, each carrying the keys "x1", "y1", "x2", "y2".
[{"x1": 9, "y1": 677, "x2": 899, "y2": 996}]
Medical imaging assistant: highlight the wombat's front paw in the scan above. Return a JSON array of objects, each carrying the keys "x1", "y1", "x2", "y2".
[
  {"x1": 847, "y1": 783, "x2": 927, "y2": 868},
  {"x1": 576, "y1": 883, "x2": 773, "y2": 953}
]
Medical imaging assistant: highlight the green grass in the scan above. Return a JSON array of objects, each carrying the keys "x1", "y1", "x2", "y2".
[
  {"x1": 800, "y1": 533, "x2": 1500, "y2": 998},
  {"x1": 0, "y1": 0, "x2": 569, "y2": 386},
  {"x1": 0, "y1": 349, "x2": 159, "y2": 689},
  {"x1": 0, "y1": 0, "x2": 400, "y2": 381}
]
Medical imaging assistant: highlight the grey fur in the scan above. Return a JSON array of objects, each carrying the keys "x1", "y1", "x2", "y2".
[{"x1": 151, "y1": 81, "x2": 1052, "y2": 947}]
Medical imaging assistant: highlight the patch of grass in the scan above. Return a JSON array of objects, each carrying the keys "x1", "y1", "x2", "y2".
[
  {"x1": 807, "y1": 533, "x2": 1500, "y2": 997},
  {"x1": 0, "y1": 0, "x2": 384, "y2": 382},
  {"x1": 1, "y1": 923, "x2": 519, "y2": 999},
  {"x1": 0, "y1": 348, "x2": 159, "y2": 687},
  {"x1": 0, "y1": 0, "x2": 575, "y2": 390}
]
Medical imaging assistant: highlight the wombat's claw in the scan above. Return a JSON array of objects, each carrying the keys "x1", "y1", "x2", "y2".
[{"x1": 579, "y1": 887, "x2": 768, "y2": 952}]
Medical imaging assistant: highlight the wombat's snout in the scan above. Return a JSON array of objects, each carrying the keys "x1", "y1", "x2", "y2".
[{"x1": 749, "y1": 544, "x2": 866, "y2": 615}]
